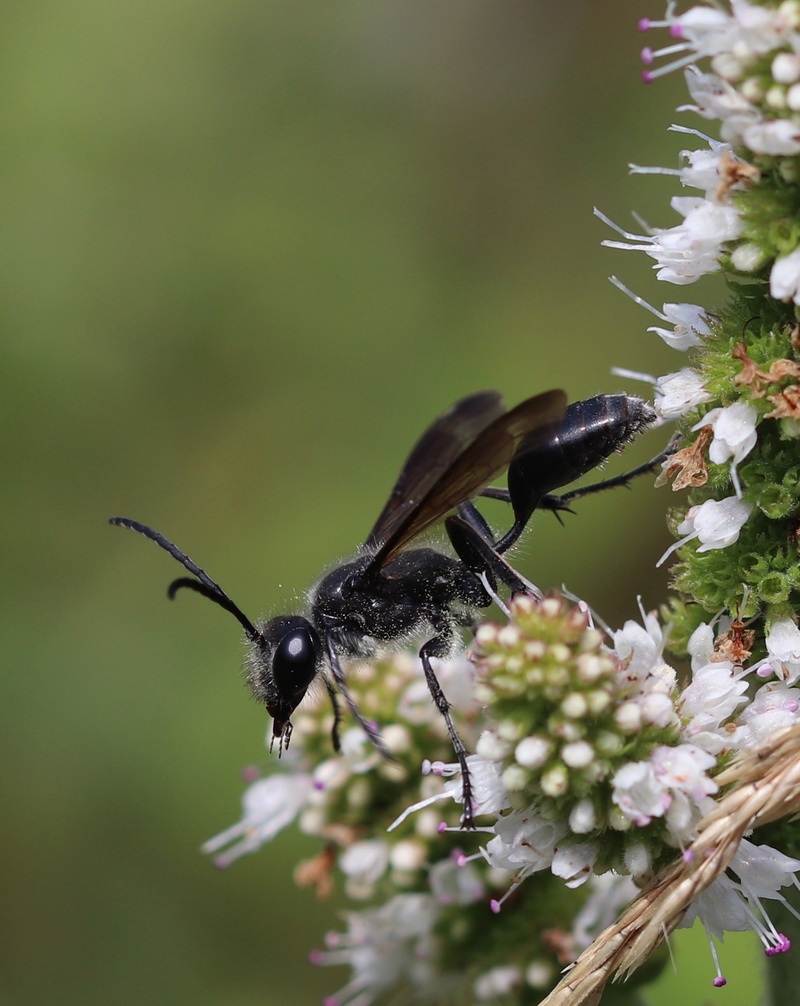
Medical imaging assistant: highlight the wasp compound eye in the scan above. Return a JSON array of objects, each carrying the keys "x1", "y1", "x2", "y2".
[{"x1": 273, "y1": 622, "x2": 320, "y2": 700}]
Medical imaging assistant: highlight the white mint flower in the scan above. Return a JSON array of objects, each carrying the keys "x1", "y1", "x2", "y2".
[
  {"x1": 642, "y1": 5, "x2": 798, "y2": 83},
  {"x1": 569, "y1": 798, "x2": 598, "y2": 834},
  {"x1": 551, "y1": 841, "x2": 600, "y2": 888},
  {"x1": 680, "y1": 872, "x2": 750, "y2": 945},
  {"x1": 731, "y1": 242, "x2": 767, "y2": 271},
  {"x1": 649, "y1": 743, "x2": 718, "y2": 804},
  {"x1": 483, "y1": 806, "x2": 565, "y2": 889},
  {"x1": 640, "y1": 9, "x2": 737, "y2": 84},
  {"x1": 683, "y1": 66, "x2": 760, "y2": 130},
  {"x1": 687, "y1": 620, "x2": 715, "y2": 669},
  {"x1": 202, "y1": 772, "x2": 314, "y2": 867},
  {"x1": 313, "y1": 894, "x2": 439, "y2": 1006},
  {"x1": 609, "y1": 276, "x2": 711, "y2": 350},
  {"x1": 693, "y1": 400, "x2": 758, "y2": 497},
  {"x1": 612, "y1": 743, "x2": 717, "y2": 836},
  {"x1": 664, "y1": 788, "x2": 706, "y2": 844},
  {"x1": 339, "y1": 839, "x2": 390, "y2": 899},
  {"x1": 680, "y1": 840, "x2": 800, "y2": 966},
  {"x1": 732, "y1": 682, "x2": 800, "y2": 749},
  {"x1": 629, "y1": 130, "x2": 755, "y2": 199},
  {"x1": 597, "y1": 196, "x2": 743, "y2": 285},
  {"x1": 770, "y1": 245, "x2": 800, "y2": 304},
  {"x1": 764, "y1": 617, "x2": 800, "y2": 684},
  {"x1": 571, "y1": 874, "x2": 640, "y2": 950},
  {"x1": 649, "y1": 300, "x2": 710, "y2": 350},
  {"x1": 742, "y1": 118, "x2": 800, "y2": 155},
  {"x1": 679, "y1": 662, "x2": 748, "y2": 753},
  {"x1": 677, "y1": 145, "x2": 731, "y2": 195},
  {"x1": 654, "y1": 367, "x2": 713, "y2": 419},
  {"x1": 640, "y1": 690, "x2": 679, "y2": 729},
  {"x1": 732, "y1": 838, "x2": 800, "y2": 896},
  {"x1": 611, "y1": 760, "x2": 670, "y2": 826},
  {"x1": 474, "y1": 966, "x2": 522, "y2": 1001},
  {"x1": 428, "y1": 856, "x2": 485, "y2": 906},
  {"x1": 612, "y1": 609, "x2": 665, "y2": 680},
  {"x1": 772, "y1": 51, "x2": 800, "y2": 84},
  {"x1": 656, "y1": 495, "x2": 753, "y2": 567}
]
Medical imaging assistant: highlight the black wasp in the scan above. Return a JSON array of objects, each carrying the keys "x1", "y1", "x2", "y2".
[{"x1": 111, "y1": 390, "x2": 657, "y2": 826}]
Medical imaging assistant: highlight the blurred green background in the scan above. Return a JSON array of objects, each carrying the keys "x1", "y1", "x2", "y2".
[{"x1": 2, "y1": 2, "x2": 760, "y2": 1004}]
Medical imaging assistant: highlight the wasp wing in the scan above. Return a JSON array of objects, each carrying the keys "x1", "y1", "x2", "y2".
[
  {"x1": 365, "y1": 389, "x2": 567, "y2": 569},
  {"x1": 365, "y1": 390, "x2": 506, "y2": 552}
]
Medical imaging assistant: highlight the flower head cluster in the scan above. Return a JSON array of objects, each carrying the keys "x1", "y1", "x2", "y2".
[{"x1": 408, "y1": 594, "x2": 800, "y2": 891}]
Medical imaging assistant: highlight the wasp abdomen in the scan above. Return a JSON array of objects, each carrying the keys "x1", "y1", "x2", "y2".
[{"x1": 507, "y1": 394, "x2": 656, "y2": 520}]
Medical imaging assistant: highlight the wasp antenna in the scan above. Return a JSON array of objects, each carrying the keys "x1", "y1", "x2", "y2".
[{"x1": 109, "y1": 516, "x2": 259, "y2": 641}]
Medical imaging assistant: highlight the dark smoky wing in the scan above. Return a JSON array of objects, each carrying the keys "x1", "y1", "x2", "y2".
[
  {"x1": 364, "y1": 390, "x2": 506, "y2": 552},
  {"x1": 366, "y1": 389, "x2": 567, "y2": 568}
]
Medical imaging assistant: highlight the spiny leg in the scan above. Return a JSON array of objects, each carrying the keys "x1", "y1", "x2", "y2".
[
  {"x1": 550, "y1": 433, "x2": 681, "y2": 508},
  {"x1": 446, "y1": 512, "x2": 538, "y2": 597},
  {"x1": 323, "y1": 675, "x2": 343, "y2": 754},
  {"x1": 481, "y1": 435, "x2": 680, "y2": 554},
  {"x1": 324, "y1": 635, "x2": 391, "y2": 760},
  {"x1": 419, "y1": 628, "x2": 476, "y2": 829}
]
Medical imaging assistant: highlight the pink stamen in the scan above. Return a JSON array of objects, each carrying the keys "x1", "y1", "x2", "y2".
[
  {"x1": 713, "y1": 976, "x2": 727, "y2": 987},
  {"x1": 642, "y1": 50, "x2": 698, "y2": 83}
]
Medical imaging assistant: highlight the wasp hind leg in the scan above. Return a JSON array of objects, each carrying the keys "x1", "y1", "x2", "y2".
[
  {"x1": 445, "y1": 511, "x2": 537, "y2": 597},
  {"x1": 419, "y1": 624, "x2": 477, "y2": 830}
]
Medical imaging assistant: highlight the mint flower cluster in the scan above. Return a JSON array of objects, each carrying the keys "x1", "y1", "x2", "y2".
[
  {"x1": 472, "y1": 596, "x2": 707, "y2": 885},
  {"x1": 202, "y1": 4, "x2": 800, "y2": 1003}
]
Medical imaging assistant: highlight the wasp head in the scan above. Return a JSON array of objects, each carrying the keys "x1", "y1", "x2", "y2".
[{"x1": 247, "y1": 615, "x2": 323, "y2": 751}]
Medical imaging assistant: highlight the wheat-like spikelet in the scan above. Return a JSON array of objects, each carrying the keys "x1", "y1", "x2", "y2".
[{"x1": 538, "y1": 724, "x2": 800, "y2": 1006}]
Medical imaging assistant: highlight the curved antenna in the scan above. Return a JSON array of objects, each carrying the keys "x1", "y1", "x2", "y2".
[{"x1": 109, "y1": 516, "x2": 259, "y2": 641}]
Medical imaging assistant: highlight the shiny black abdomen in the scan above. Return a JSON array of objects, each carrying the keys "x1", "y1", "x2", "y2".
[{"x1": 507, "y1": 394, "x2": 654, "y2": 516}]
